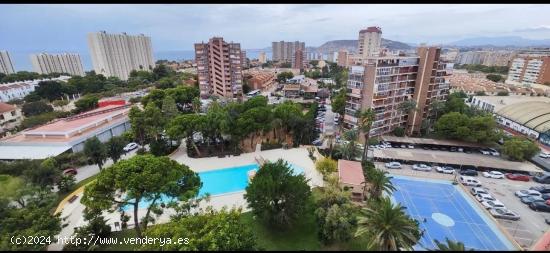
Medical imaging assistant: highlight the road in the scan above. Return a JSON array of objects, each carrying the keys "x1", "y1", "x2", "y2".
[
  {"x1": 73, "y1": 147, "x2": 140, "y2": 183},
  {"x1": 530, "y1": 154, "x2": 550, "y2": 173}
]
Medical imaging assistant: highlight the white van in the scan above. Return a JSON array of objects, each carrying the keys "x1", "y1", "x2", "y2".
[{"x1": 460, "y1": 176, "x2": 482, "y2": 187}]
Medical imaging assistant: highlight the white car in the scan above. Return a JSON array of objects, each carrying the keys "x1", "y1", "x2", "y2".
[
  {"x1": 482, "y1": 171, "x2": 505, "y2": 179},
  {"x1": 460, "y1": 176, "x2": 482, "y2": 187},
  {"x1": 475, "y1": 193, "x2": 496, "y2": 202},
  {"x1": 471, "y1": 187, "x2": 489, "y2": 196},
  {"x1": 123, "y1": 142, "x2": 139, "y2": 151},
  {"x1": 479, "y1": 149, "x2": 491, "y2": 155},
  {"x1": 540, "y1": 152, "x2": 550, "y2": 158},
  {"x1": 481, "y1": 200, "x2": 506, "y2": 209},
  {"x1": 457, "y1": 147, "x2": 464, "y2": 152},
  {"x1": 515, "y1": 189, "x2": 542, "y2": 198},
  {"x1": 412, "y1": 164, "x2": 432, "y2": 171},
  {"x1": 487, "y1": 148, "x2": 500, "y2": 156},
  {"x1": 385, "y1": 162, "x2": 402, "y2": 169},
  {"x1": 435, "y1": 166, "x2": 455, "y2": 174},
  {"x1": 407, "y1": 144, "x2": 414, "y2": 149}
]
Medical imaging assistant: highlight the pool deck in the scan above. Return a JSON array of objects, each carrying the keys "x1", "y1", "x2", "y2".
[{"x1": 49, "y1": 146, "x2": 322, "y2": 250}]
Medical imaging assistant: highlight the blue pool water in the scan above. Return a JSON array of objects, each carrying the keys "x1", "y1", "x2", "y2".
[
  {"x1": 389, "y1": 175, "x2": 516, "y2": 251},
  {"x1": 122, "y1": 163, "x2": 305, "y2": 210}
]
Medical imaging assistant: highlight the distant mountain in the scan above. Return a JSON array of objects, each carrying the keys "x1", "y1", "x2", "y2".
[
  {"x1": 314, "y1": 38, "x2": 413, "y2": 54},
  {"x1": 446, "y1": 36, "x2": 550, "y2": 48}
]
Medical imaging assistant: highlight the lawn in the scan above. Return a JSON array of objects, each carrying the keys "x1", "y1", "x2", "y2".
[{"x1": 0, "y1": 174, "x2": 24, "y2": 199}]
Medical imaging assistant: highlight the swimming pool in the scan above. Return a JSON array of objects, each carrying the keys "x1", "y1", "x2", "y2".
[
  {"x1": 389, "y1": 175, "x2": 516, "y2": 251},
  {"x1": 123, "y1": 162, "x2": 305, "y2": 210}
]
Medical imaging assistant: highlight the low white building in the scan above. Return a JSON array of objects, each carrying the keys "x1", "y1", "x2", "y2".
[
  {"x1": 0, "y1": 102, "x2": 22, "y2": 136},
  {"x1": 0, "y1": 75, "x2": 71, "y2": 102}
]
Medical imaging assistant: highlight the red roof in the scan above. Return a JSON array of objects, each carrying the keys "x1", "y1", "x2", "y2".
[
  {"x1": 360, "y1": 26, "x2": 382, "y2": 33},
  {"x1": 338, "y1": 159, "x2": 365, "y2": 186},
  {"x1": 0, "y1": 102, "x2": 16, "y2": 113}
]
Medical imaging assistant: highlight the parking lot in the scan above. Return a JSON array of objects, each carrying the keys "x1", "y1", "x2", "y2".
[{"x1": 376, "y1": 161, "x2": 549, "y2": 249}]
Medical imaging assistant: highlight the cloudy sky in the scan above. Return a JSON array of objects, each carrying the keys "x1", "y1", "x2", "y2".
[{"x1": 1, "y1": 4, "x2": 550, "y2": 70}]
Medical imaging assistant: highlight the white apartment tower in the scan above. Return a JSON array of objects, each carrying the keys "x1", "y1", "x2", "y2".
[
  {"x1": 0, "y1": 51, "x2": 15, "y2": 75},
  {"x1": 30, "y1": 53, "x2": 84, "y2": 76},
  {"x1": 358, "y1": 27, "x2": 382, "y2": 58},
  {"x1": 258, "y1": 52, "x2": 267, "y2": 64},
  {"x1": 87, "y1": 31, "x2": 155, "y2": 80}
]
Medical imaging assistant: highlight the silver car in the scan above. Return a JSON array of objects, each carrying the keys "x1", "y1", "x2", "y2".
[
  {"x1": 412, "y1": 164, "x2": 432, "y2": 171},
  {"x1": 489, "y1": 208, "x2": 520, "y2": 221},
  {"x1": 385, "y1": 162, "x2": 402, "y2": 169}
]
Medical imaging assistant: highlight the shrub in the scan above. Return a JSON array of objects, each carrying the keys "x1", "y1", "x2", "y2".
[
  {"x1": 392, "y1": 127, "x2": 405, "y2": 137},
  {"x1": 315, "y1": 157, "x2": 337, "y2": 179}
]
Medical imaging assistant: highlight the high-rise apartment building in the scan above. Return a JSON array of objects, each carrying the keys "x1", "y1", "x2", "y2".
[
  {"x1": 272, "y1": 41, "x2": 305, "y2": 62},
  {"x1": 506, "y1": 56, "x2": 550, "y2": 86},
  {"x1": 30, "y1": 53, "x2": 84, "y2": 76},
  {"x1": 358, "y1": 27, "x2": 382, "y2": 59},
  {"x1": 343, "y1": 46, "x2": 449, "y2": 138},
  {"x1": 337, "y1": 50, "x2": 349, "y2": 67},
  {"x1": 292, "y1": 49, "x2": 306, "y2": 69},
  {"x1": 0, "y1": 51, "x2": 15, "y2": 75},
  {"x1": 87, "y1": 31, "x2": 155, "y2": 80},
  {"x1": 195, "y1": 37, "x2": 243, "y2": 99},
  {"x1": 258, "y1": 52, "x2": 267, "y2": 64}
]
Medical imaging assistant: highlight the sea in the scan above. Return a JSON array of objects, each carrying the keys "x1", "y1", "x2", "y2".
[{"x1": 10, "y1": 49, "x2": 273, "y2": 72}]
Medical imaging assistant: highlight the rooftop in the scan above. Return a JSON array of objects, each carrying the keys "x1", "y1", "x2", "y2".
[
  {"x1": 0, "y1": 102, "x2": 16, "y2": 113},
  {"x1": 381, "y1": 136, "x2": 487, "y2": 148},
  {"x1": 498, "y1": 101, "x2": 550, "y2": 132},
  {"x1": 473, "y1": 95, "x2": 550, "y2": 112},
  {"x1": 338, "y1": 159, "x2": 365, "y2": 186}
]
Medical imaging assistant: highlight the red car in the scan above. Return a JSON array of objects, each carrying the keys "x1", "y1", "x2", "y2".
[
  {"x1": 505, "y1": 173, "x2": 530, "y2": 182},
  {"x1": 63, "y1": 168, "x2": 78, "y2": 176}
]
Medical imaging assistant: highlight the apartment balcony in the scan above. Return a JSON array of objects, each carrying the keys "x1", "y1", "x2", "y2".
[
  {"x1": 344, "y1": 114, "x2": 358, "y2": 124},
  {"x1": 347, "y1": 87, "x2": 362, "y2": 98}
]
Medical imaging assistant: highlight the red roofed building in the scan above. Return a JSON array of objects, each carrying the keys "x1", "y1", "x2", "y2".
[
  {"x1": 338, "y1": 159, "x2": 365, "y2": 201},
  {"x1": 0, "y1": 102, "x2": 22, "y2": 137}
]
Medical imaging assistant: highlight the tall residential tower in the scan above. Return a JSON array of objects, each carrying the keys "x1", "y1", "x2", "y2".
[
  {"x1": 0, "y1": 51, "x2": 15, "y2": 75},
  {"x1": 195, "y1": 37, "x2": 243, "y2": 99},
  {"x1": 30, "y1": 53, "x2": 84, "y2": 76},
  {"x1": 87, "y1": 31, "x2": 155, "y2": 80},
  {"x1": 272, "y1": 41, "x2": 306, "y2": 62},
  {"x1": 358, "y1": 26, "x2": 382, "y2": 59}
]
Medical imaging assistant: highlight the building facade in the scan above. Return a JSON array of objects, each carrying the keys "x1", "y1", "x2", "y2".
[
  {"x1": 343, "y1": 47, "x2": 450, "y2": 138},
  {"x1": 455, "y1": 51, "x2": 513, "y2": 66},
  {"x1": 0, "y1": 102, "x2": 22, "y2": 137},
  {"x1": 272, "y1": 41, "x2": 306, "y2": 62},
  {"x1": 0, "y1": 76, "x2": 71, "y2": 102},
  {"x1": 0, "y1": 51, "x2": 15, "y2": 75},
  {"x1": 258, "y1": 52, "x2": 267, "y2": 64},
  {"x1": 506, "y1": 56, "x2": 550, "y2": 86},
  {"x1": 30, "y1": 53, "x2": 85, "y2": 76},
  {"x1": 87, "y1": 31, "x2": 155, "y2": 80},
  {"x1": 337, "y1": 50, "x2": 349, "y2": 67},
  {"x1": 358, "y1": 26, "x2": 382, "y2": 59},
  {"x1": 195, "y1": 37, "x2": 243, "y2": 99},
  {"x1": 292, "y1": 49, "x2": 307, "y2": 69}
]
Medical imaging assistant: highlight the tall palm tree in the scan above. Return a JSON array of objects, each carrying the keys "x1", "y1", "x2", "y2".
[
  {"x1": 357, "y1": 108, "x2": 375, "y2": 162},
  {"x1": 339, "y1": 129, "x2": 359, "y2": 160},
  {"x1": 355, "y1": 197, "x2": 422, "y2": 251},
  {"x1": 433, "y1": 238, "x2": 470, "y2": 251},
  {"x1": 366, "y1": 168, "x2": 396, "y2": 200}
]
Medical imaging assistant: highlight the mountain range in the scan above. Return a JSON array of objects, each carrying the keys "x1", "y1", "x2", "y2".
[
  {"x1": 445, "y1": 36, "x2": 550, "y2": 48},
  {"x1": 313, "y1": 38, "x2": 413, "y2": 54}
]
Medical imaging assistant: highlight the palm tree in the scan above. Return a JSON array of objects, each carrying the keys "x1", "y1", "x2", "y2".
[
  {"x1": 355, "y1": 197, "x2": 422, "y2": 251},
  {"x1": 339, "y1": 129, "x2": 359, "y2": 160},
  {"x1": 433, "y1": 238, "x2": 470, "y2": 251},
  {"x1": 357, "y1": 108, "x2": 375, "y2": 162},
  {"x1": 366, "y1": 168, "x2": 396, "y2": 200}
]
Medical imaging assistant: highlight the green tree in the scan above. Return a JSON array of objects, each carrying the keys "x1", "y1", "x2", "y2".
[
  {"x1": 23, "y1": 157, "x2": 60, "y2": 191},
  {"x1": 143, "y1": 207, "x2": 257, "y2": 251},
  {"x1": 364, "y1": 168, "x2": 396, "y2": 200},
  {"x1": 21, "y1": 100, "x2": 53, "y2": 116},
  {"x1": 398, "y1": 100, "x2": 418, "y2": 115},
  {"x1": 129, "y1": 106, "x2": 148, "y2": 147},
  {"x1": 393, "y1": 127, "x2": 405, "y2": 137},
  {"x1": 105, "y1": 136, "x2": 127, "y2": 163},
  {"x1": 161, "y1": 95, "x2": 179, "y2": 120},
  {"x1": 355, "y1": 197, "x2": 421, "y2": 251},
  {"x1": 315, "y1": 157, "x2": 337, "y2": 179},
  {"x1": 83, "y1": 137, "x2": 107, "y2": 170},
  {"x1": 192, "y1": 97, "x2": 201, "y2": 114},
  {"x1": 497, "y1": 90, "x2": 509, "y2": 96},
  {"x1": 502, "y1": 136, "x2": 540, "y2": 161},
  {"x1": 330, "y1": 89, "x2": 346, "y2": 115},
  {"x1": 357, "y1": 108, "x2": 375, "y2": 162},
  {"x1": 433, "y1": 237, "x2": 471, "y2": 251},
  {"x1": 244, "y1": 159, "x2": 311, "y2": 228},
  {"x1": 486, "y1": 74, "x2": 503, "y2": 82},
  {"x1": 81, "y1": 155, "x2": 201, "y2": 238},
  {"x1": 57, "y1": 174, "x2": 76, "y2": 193},
  {"x1": 74, "y1": 95, "x2": 99, "y2": 113},
  {"x1": 276, "y1": 71, "x2": 294, "y2": 83},
  {"x1": 33, "y1": 80, "x2": 68, "y2": 101}
]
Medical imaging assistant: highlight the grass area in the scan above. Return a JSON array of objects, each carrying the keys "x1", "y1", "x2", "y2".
[{"x1": 0, "y1": 174, "x2": 24, "y2": 199}]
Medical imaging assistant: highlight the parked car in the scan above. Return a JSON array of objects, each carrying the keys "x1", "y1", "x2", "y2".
[
  {"x1": 457, "y1": 147, "x2": 464, "y2": 152},
  {"x1": 123, "y1": 142, "x2": 139, "y2": 151},
  {"x1": 407, "y1": 144, "x2": 414, "y2": 149},
  {"x1": 482, "y1": 171, "x2": 505, "y2": 179},
  {"x1": 530, "y1": 186, "x2": 550, "y2": 194},
  {"x1": 400, "y1": 144, "x2": 406, "y2": 148},
  {"x1": 471, "y1": 187, "x2": 489, "y2": 196},
  {"x1": 422, "y1": 146, "x2": 430, "y2": 150},
  {"x1": 460, "y1": 176, "x2": 482, "y2": 187},
  {"x1": 506, "y1": 173, "x2": 530, "y2": 182},
  {"x1": 515, "y1": 189, "x2": 542, "y2": 198},
  {"x1": 534, "y1": 174, "x2": 550, "y2": 184},
  {"x1": 475, "y1": 193, "x2": 496, "y2": 202},
  {"x1": 450, "y1": 147, "x2": 457, "y2": 152},
  {"x1": 63, "y1": 168, "x2": 78, "y2": 176},
  {"x1": 435, "y1": 166, "x2": 455, "y2": 174},
  {"x1": 539, "y1": 152, "x2": 550, "y2": 158},
  {"x1": 541, "y1": 193, "x2": 550, "y2": 200},
  {"x1": 412, "y1": 164, "x2": 432, "y2": 171},
  {"x1": 481, "y1": 200, "x2": 506, "y2": 209},
  {"x1": 529, "y1": 202, "x2": 550, "y2": 212},
  {"x1": 479, "y1": 149, "x2": 491, "y2": 155},
  {"x1": 546, "y1": 218, "x2": 550, "y2": 225},
  {"x1": 460, "y1": 169, "x2": 478, "y2": 176},
  {"x1": 489, "y1": 208, "x2": 521, "y2": 221},
  {"x1": 487, "y1": 148, "x2": 500, "y2": 156},
  {"x1": 520, "y1": 196, "x2": 545, "y2": 204},
  {"x1": 385, "y1": 162, "x2": 402, "y2": 169}
]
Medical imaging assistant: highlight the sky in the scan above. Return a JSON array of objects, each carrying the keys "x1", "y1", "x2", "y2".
[{"x1": 1, "y1": 4, "x2": 550, "y2": 70}]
